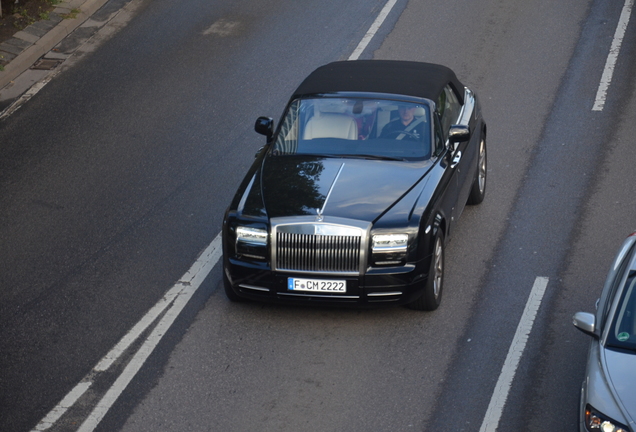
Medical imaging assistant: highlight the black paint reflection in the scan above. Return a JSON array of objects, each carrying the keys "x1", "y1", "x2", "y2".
[{"x1": 262, "y1": 156, "x2": 328, "y2": 218}]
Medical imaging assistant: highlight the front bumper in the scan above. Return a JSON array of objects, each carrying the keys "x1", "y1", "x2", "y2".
[{"x1": 224, "y1": 256, "x2": 429, "y2": 308}]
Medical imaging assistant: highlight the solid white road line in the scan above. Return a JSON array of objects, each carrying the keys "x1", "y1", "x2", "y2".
[
  {"x1": 94, "y1": 234, "x2": 223, "y2": 374},
  {"x1": 32, "y1": 382, "x2": 92, "y2": 431},
  {"x1": 77, "y1": 283, "x2": 197, "y2": 432},
  {"x1": 30, "y1": 233, "x2": 222, "y2": 432},
  {"x1": 479, "y1": 277, "x2": 549, "y2": 432},
  {"x1": 592, "y1": 0, "x2": 633, "y2": 111},
  {"x1": 348, "y1": 0, "x2": 398, "y2": 61},
  {"x1": 94, "y1": 284, "x2": 185, "y2": 372}
]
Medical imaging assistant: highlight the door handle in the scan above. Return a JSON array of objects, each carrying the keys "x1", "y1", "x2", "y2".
[{"x1": 451, "y1": 151, "x2": 462, "y2": 168}]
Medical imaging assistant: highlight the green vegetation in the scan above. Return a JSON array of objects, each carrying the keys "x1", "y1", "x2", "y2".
[
  {"x1": 14, "y1": 7, "x2": 35, "y2": 27},
  {"x1": 61, "y1": 8, "x2": 80, "y2": 19}
]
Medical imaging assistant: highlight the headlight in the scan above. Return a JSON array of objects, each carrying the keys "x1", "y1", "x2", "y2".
[
  {"x1": 585, "y1": 405, "x2": 630, "y2": 432},
  {"x1": 236, "y1": 226, "x2": 268, "y2": 245},
  {"x1": 235, "y1": 226, "x2": 268, "y2": 260},
  {"x1": 371, "y1": 234, "x2": 408, "y2": 266}
]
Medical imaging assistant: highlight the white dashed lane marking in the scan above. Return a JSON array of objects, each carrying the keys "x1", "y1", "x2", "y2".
[
  {"x1": 592, "y1": 0, "x2": 633, "y2": 111},
  {"x1": 479, "y1": 277, "x2": 550, "y2": 432}
]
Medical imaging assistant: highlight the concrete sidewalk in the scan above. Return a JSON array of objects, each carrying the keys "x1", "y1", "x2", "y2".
[{"x1": 0, "y1": 0, "x2": 133, "y2": 114}]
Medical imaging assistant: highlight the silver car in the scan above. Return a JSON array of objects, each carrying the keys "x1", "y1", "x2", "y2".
[{"x1": 573, "y1": 233, "x2": 636, "y2": 432}]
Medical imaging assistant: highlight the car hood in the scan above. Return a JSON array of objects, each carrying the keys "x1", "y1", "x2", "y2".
[
  {"x1": 604, "y1": 348, "x2": 636, "y2": 425},
  {"x1": 260, "y1": 155, "x2": 432, "y2": 222}
]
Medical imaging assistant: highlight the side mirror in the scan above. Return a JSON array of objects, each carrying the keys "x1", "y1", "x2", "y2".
[
  {"x1": 448, "y1": 125, "x2": 470, "y2": 143},
  {"x1": 255, "y1": 117, "x2": 274, "y2": 140},
  {"x1": 572, "y1": 311, "x2": 597, "y2": 338}
]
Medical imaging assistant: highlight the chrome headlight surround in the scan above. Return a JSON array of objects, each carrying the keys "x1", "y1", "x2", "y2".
[
  {"x1": 584, "y1": 405, "x2": 630, "y2": 432},
  {"x1": 371, "y1": 233, "x2": 409, "y2": 266},
  {"x1": 235, "y1": 225, "x2": 268, "y2": 260}
]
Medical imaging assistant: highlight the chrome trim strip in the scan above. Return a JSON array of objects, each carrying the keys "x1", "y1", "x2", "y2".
[
  {"x1": 367, "y1": 292, "x2": 403, "y2": 297},
  {"x1": 278, "y1": 292, "x2": 360, "y2": 299},
  {"x1": 457, "y1": 87, "x2": 475, "y2": 126},
  {"x1": 277, "y1": 270, "x2": 359, "y2": 276},
  {"x1": 237, "y1": 174, "x2": 256, "y2": 213},
  {"x1": 239, "y1": 284, "x2": 270, "y2": 292}
]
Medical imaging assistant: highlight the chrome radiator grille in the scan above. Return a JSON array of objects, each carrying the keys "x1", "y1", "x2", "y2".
[{"x1": 275, "y1": 232, "x2": 361, "y2": 273}]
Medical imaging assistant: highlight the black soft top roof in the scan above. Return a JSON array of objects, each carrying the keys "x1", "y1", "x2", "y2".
[{"x1": 292, "y1": 60, "x2": 465, "y2": 104}]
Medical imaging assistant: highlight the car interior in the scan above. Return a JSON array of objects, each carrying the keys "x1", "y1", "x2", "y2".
[{"x1": 274, "y1": 98, "x2": 432, "y2": 160}]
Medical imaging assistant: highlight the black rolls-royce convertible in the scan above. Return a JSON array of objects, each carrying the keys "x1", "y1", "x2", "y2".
[{"x1": 222, "y1": 60, "x2": 487, "y2": 310}]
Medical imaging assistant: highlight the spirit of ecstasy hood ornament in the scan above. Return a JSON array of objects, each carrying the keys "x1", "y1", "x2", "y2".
[{"x1": 316, "y1": 207, "x2": 324, "y2": 222}]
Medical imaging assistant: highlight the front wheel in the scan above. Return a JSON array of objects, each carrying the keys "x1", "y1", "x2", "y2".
[
  {"x1": 407, "y1": 231, "x2": 444, "y2": 311},
  {"x1": 467, "y1": 133, "x2": 487, "y2": 205}
]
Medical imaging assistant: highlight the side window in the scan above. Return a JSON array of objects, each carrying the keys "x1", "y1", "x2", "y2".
[
  {"x1": 437, "y1": 90, "x2": 446, "y2": 119},
  {"x1": 437, "y1": 85, "x2": 462, "y2": 139},
  {"x1": 600, "y1": 250, "x2": 633, "y2": 329},
  {"x1": 433, "y1": 113, "x2": 445, "y2": 156}
]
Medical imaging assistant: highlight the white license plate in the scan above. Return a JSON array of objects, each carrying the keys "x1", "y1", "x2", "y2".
[{"x1": 287, "y1": 278, "x2": 346, "y2": 293}]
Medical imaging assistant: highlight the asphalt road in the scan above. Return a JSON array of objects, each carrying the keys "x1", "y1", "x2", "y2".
[{"x1": 1, "y1": 0, "x2": 635, "y2": 431}]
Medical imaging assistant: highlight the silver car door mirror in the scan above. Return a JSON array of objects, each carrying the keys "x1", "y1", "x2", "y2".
[{"x1": 572, "y1": 311, "x2": 597, "y2": 338}]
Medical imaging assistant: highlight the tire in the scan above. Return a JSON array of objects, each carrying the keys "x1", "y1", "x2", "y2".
[
  {"x1": 223, "y1": 269, "x2": 246, "y2": 302},
  {"x1": 467, "y1": 133, "x2": 487, "y2": 205},
  {"x1": 408, "y1": 230, "x2": 444, "y2": 311}
]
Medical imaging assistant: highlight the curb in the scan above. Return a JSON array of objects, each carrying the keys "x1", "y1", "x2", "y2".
[{"x1": 0, "y1": 0, "x2": 111, "y2": 90}]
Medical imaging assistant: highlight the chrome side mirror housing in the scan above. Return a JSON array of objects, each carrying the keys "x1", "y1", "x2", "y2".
[{"x1": 572, "y1": 311, "x2": 597, "y2": 338}]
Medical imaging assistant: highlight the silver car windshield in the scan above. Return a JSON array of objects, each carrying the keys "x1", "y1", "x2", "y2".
[
  {"x1": 273, "y1": 97, "x2": 432, "y2": 161},
  {"x1": 608, "y1": 271, "x2": 636, "y2": 352}
]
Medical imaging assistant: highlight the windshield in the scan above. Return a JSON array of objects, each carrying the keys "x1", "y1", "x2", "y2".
[
  {"x1": 273, "y1": 97, "x2": 432, "y2": 161},
  {"x1": 607, "y1": 271, "x2": 636, "y2": 352}
]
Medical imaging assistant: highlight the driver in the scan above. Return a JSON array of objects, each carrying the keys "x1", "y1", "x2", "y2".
[{"x1": 380, "y1": 104, "x2": 425, "y2": 141}]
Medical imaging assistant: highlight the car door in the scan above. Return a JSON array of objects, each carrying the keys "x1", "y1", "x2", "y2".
[
  {"x1": 434, "y1": 87, "x2": 465, "y2": 233},
  {"x1": 432, "y1": 111, "x2": 461, "y2": 236},
  {"x1": 440, "y1": 85, "x2": 475, "y2": 221}
]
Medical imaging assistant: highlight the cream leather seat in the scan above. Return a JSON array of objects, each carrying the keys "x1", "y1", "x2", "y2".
[
  {"x1": 302, "y1": 100, "x2": 358, "y2": 140},
  {"x1": 303, "y1": 113, "x2": 358, "y2": 140}
]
